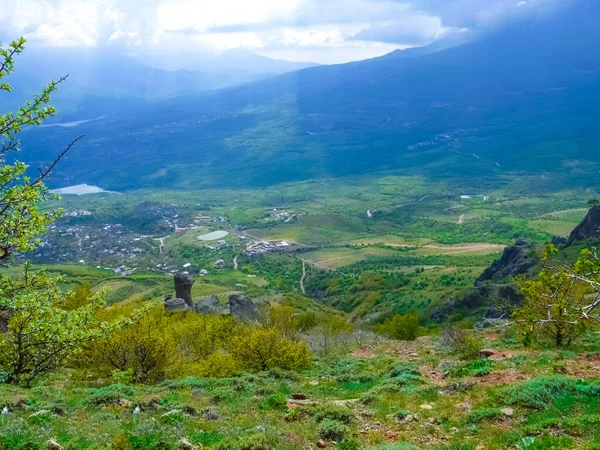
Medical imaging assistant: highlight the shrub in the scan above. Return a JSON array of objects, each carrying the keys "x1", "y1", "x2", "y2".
[
  {"x1": 84, "y1": 307, "x2": 178, "y2": 383},
  {"x1": 337, "y1": 439, "x2": 361, "y2": 450},
  {"x1": 439, "y1": 326, "x2": 482, "y2": 360},
  {"x1": 376, "y1": 314, "x2": 421, "y2": 340},
  {"x1": 467, "y1": 408, "x2": 504, "y2": 423},
  {"x1": 314, "y1": 405, "x2": 354, "y2": 425},
  {"x1": 318, "y1": 419, "x2": 351, "y2": 441},
  {"x1": 499, "y1": 376, "x2": 580, "y2": 409},
  {"x1": 87, "y1": 384, "x2": 135, "y2": 406},
  {"x1": 195, "y1": 351, "x2": 240, "y2": 378},
  {"x1": 218, "y1": 433, "x2": 269, "y2": 450},
  {"x1": 230, "y1": 327, "x2": 312, "y2": 372}
]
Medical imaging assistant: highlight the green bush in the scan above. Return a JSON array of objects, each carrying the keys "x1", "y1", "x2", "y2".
[
  {"x1": 86, "y1": 384, "x2": 135, "y2": 406},
  {"x1": 467, "y1": 408, "x2": 504, "y2": 423},
  {"x1": 337, "y1": 439, "x2": 361, "y2": 450},
  {"x1": 376, "y1": 313, "x2": 421, "y2": 340},
  {"x1": 500, "y1": 376, "x2": 581, "y2": 409},
  {"x1": 318, "y1": 419, "x2": 351, "y2": 441},
  {"x1": 372, "y1": 444, "x2": 422, "y2": 450},
  {"x1": 314, "y1": 405, "x2": 354, "y2": 424}
]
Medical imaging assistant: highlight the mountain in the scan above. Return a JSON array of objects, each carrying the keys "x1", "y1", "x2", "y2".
[
  {"x1": 4, "y1": 48, "x2": 316, "y2": 114},
  {"x1": 13, "y1": 0, "x2": 600, "y2": 190},
  {"x1": 204, "y1": 49, "x2": 317, "y2": 76}
]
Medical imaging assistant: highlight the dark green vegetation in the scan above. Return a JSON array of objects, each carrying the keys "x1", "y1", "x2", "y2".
[{"x1": 13, "y1": 0, "x2": 600, "y2": 191}]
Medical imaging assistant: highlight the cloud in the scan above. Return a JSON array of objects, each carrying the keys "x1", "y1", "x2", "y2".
[{"x1": 0, "y1": 0, "x2": 571, "y2": 65}]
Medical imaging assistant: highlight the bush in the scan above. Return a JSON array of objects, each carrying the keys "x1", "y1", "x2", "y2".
[
  {"x1": 314, "y1": 405, "x2": 354, "y2": 424},
  {"x1": 195, "y1": 351, "x2": 240, "y2": 378},
  {"x1": 230, "y1": 327, "x2": 312, "y2": 372},
  {"x1": 467, "y1": 408, "x2": 504, "y2": 423},
  {"x1": 376, "y1": 314, "x2": 421, "y2": 341},
  {"x1": 337, "y1": 439, "x2": 361, "y2": 450},
  {"x1": 84, "y1": 307, "x2": 178, "y2": 383},
  {"x1": 87, "y1": 384, "x2": 135, "y2": 406},
  {"x1": 318, "y1": 419, "x2": 351, "y2": 441},
  {"x1": 500, "y1": 376, "x2": 577, "y2": 409},
  {"x1": 439, "y1": 326, "x2": 482, "y2": 360}
]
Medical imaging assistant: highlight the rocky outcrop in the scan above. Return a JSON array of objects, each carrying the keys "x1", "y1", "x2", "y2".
[
  {"x1": 174, "y1": 273, "x2": 194, "y2": 307},
  {"x1": 475, "y1": 240, "x2": 536, "y2": 286},
  {"x1": 164, "y1": 298, "x2": 189, "y2": 313},
  {"x1": 194, "y1": 296, "x2": 224, "y2": 315},
  {"x1": 567, "y1": 206, "x2": 600, "y2": 246},
  {"x1": 229, "y1": 294, "x2": 266, "y2": 322},
  {"x1": 432, "y1": 240, "x2": 535, "y2": 322},
  {"x1": 163, "y1": 274, "x2": 267, "y2": 319}
]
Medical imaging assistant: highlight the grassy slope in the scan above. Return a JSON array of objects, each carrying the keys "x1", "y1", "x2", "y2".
[{"x1": 2, "y1": 331, "x2": 600, "y2": 449}]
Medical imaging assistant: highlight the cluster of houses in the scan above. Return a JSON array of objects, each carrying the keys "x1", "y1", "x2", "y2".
[{"x1": 245, "y1": 240, "x2": 290, "y2": 255}]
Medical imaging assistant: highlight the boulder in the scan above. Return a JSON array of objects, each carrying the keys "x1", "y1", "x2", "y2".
[
  {"x1": 194, "y1": 296, "x2": 223, "y2": 315},
  {"x1": 174, "y1": 273, "x2": 194, "y2": 307},
  {"x1": 229, "y1": 294, "x2": 265, "y2": 322},
  {"x1": 164, "y1": 298, "x2": 189, "y2": 313},
  {"x1": 567, "y1": 206, "x2": 600, "y2": 246}
]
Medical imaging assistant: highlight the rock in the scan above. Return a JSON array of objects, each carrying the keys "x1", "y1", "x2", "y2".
[
  {"x1": 194, "y1": 295, "x2": 222, "y2": 315},
  {"x1": 310, "y1": 380, "x2": 319, "y2": 385},
  {"x1": 174, "y1": 273, "x2": 195, "y2": 307},
  {"x1": 419, "y1": 404, "x2": 433, "y2": 410},
  {"x1": 317, "y1": 439, "x2": 327, "y2": 448},
  {"x1": 567, "y1": 206, "x2": 600, "y2": 245},
  {"x1": 501, "y1": 407, "x2": 514, "y2": 417},
  {"x1": 404, "y1": 414, "x2": 416, "y2": 422},
  {"x1": 47, "y1": 440, "x2": 63, "y2": 450},
  {"x1": 480, "y1": 349, "x2": 496, "y2": 358},
  {"x1": 179, "y1": 439, "x2": 197, "y2": 450},
  {"x1": 164, "y1": 298, "x2": 189, "y2": 313},
  {"x1": 476, "y1": 240, "x2": 536, "y2": 285},
  {"x1": 229, "y1": 294, "x2": 266, "y2": 322},
  {"x1": 427, "y1": 417, "x2": 437, "y2": 424}
]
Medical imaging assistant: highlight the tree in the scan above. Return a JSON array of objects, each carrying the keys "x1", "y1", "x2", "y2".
[
  {"x1": 506, "y1": 245, "x2": 600, "y2": 347},
  {"x1": 376, "y1": 313, "x2": 421, "y2": 341},
  {"x1": 0, "y1": 265, "x2": 126, "y2": 386},
  {"x1": 0, "y1": 38, "x2": 82, "y2": 260},
  {"x1": 0, "y1": 38, "x2": 117, "y2": 386},
  {"x1": 588, "y1": 198, "x2": 600, "y2": 207}
]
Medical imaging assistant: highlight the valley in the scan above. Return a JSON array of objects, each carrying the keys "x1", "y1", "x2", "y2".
[
  {"x1": 2, "y1": 2, "x2": 600, "y2": 448},
  {"x1": 17, "y1": 175, "x2": 591, "y2": 323}
]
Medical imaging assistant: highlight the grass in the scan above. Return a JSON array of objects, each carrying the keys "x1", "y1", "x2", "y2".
[{"x1": 2, "y1": 333, "x2": 600, "y2": 449}]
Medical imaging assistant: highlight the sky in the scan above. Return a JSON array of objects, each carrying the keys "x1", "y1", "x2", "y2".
[{"x1": 0, "y1": 0, "x2": 568, "y2": 66}]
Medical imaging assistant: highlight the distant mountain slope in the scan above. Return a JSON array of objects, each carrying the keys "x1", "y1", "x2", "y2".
[
  {"x1": 205, "y1": 49, "x2": 317, "y2": 76},
  {"x1": 15, "y1": 0, "x2": 600, "y2": 190},
  {"x1": 4, "y1": 48, "x2": 316, "y2": 114}
]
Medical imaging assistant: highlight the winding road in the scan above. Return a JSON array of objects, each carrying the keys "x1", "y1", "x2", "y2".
[{"x1": 300, "y1": 259, "x2": 307, "y2": 294}]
